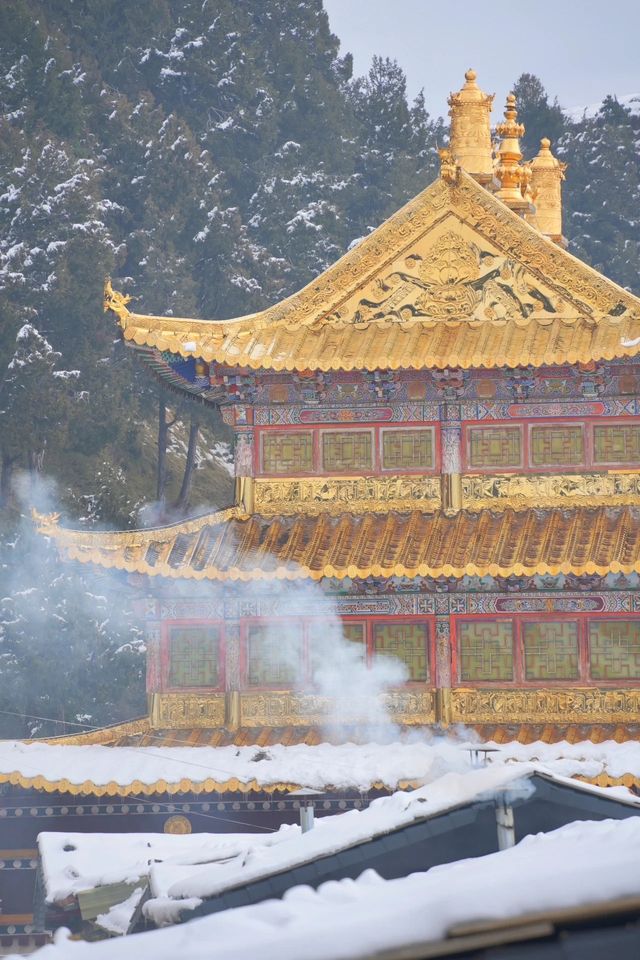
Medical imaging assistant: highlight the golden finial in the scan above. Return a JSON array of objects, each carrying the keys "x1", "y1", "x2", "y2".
[
  {"x1": 447, "y1": 69, "x2": 494, "y2": 183},
  {"x1": 103, "y1": 277, "x2": 133, "y2": 319},
  {"x1": 438, "y1": 147, "x2": 460, "y2": 185},
  {"x1": 494, "y1": 93, "x2": 529, "y2": 212},
  {"x1": 529, "y1": 137, "x2": 568, "y2": 244}
]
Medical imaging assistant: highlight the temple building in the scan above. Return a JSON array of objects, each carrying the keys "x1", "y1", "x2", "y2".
[
  {"x1": 39, "y1": 69, "x2": 640, "y2": 742},
  {"x1": 3, "y1": 69, "x2": 640, "y2": 945}
]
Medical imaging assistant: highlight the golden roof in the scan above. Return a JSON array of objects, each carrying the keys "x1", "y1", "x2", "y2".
[
  {"x1": 104, "y1": 167, "x2": 640, "y2": 372},
  {"x1": 36, "y1": 504, "x2": 640, "y2": 582}
]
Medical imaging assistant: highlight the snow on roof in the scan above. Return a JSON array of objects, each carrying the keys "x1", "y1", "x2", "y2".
[
  {"x1": 2, "y1": 735, "x2": 640, "y2": 794},
  {"x1": 37, "y1": 763, "x2": 640, "y2": 918},
  {"x1": 148, "y1": 764, "x2": 540, "y2": 909},
  {"x1": 38, "y1": 828, "x2": 298, "y2": 903},
  {"x1": 27, "y1": 816, "x2": 640, "y2": 960},
  {"x1": 0, "y1": 739, "x2": 457, "y2": 793}
]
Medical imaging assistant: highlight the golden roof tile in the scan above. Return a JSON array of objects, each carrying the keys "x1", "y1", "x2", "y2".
[
  {"x1": 35, "y1": 504, "x2": 640, "y2": 582},
  {"x1": 104, "y1": 169, "x2": 640, "y2": 372}
]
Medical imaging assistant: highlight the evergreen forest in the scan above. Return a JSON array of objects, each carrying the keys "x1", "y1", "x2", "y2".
[{"x1": 1, "y1": 0, "x2": 639, "y2": 737}]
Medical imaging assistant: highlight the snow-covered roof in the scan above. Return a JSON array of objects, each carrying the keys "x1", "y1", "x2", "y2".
[
  {"x1": 37, "y1": 763, "x2": 640, "y2": 923},
  {"x1": 38, "y1": 829, "x2": 298, "y2": 904},
  {"x1": 2, "y1": 736, "x2": 640, "y2": 796},
  {"x1": 29, "y1": 816, "x2": 640, "y2": 960},
  {"x1": 0, "y1": 739, "x2": 455, "y2": 795}
]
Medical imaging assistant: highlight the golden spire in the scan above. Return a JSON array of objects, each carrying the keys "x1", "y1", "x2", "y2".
[
  {"x1": 448, "y1": 69, "x2": 495, "y2": 183},
  {"x1": 529, "y1": 137, "x2": 568, "y2": 244},
  {"x1": 494, "y1": 94, "x2": 529, "y2": 212}
]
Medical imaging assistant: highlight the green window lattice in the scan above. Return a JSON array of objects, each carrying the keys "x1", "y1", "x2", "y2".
[
  {"x1": 373, "y1": 623, "x2": 429, "y2": 681},
  {"x1": 246, "y1": 623, "x2": 304, "y2": 686},
  {"x1": 381, "y1": 429, "x2": 434, "y2": 470},
  {"x1": 168, "y1": 627, "x2": 220, "y2": 687},
  {"x1": 458, "y1": 620, "x2": 514, "y2": 681},
  {"x1": 522, "y1": 621, "x2": 579, "y2": 680},
  {"x1": 589, "y1": 620, "x2": 640, "y2": 680}
]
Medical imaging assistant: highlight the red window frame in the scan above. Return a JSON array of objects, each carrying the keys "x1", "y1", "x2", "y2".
[
  {"x1": 463, "y1": 422, "x2": 524, "y2": 474},
  {"x1": 255, "y1": 423, "x2": 440, "y2": 478},
  {"x1": 590, "y1": 418, "x2": 640, "y2": 468},
  {"x1": 161, "y1": 620, "x2": 226, "y2": 693},
  {"x1": 240, "y1": 615, "x2": 436, "y2": 690},
  {"x1": 452, "y1": 613, "x2": 640, "y2": 687}
]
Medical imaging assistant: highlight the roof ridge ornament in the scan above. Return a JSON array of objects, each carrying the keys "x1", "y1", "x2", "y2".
[
  {"x1": 495, "y1": 94, "x2": 530, "y2": 213},
  {"x1": 104, "y1": 277, "x2": 133, "y2": 320},
  {"x1": 529, "y1": 137, "x2": 568, "y2": 245},
  {"x1": 438, "y1": 147, "x2": 460, "y2": 184},
  {"x1": 448, "y1": 69, "x2": 495, "y2": 184},
  {"x1": 31, "y1": 508, "x2": 61, "y2": 530}
]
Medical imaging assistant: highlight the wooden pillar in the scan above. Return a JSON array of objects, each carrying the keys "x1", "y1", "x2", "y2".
[
  {"x1": 435, "y1": 613, "x2": 453, "y2": 726},
  {"x1": 234, "y1": 431, "x2": 255, "y2": 514},
  {"x1": 224, "y1": 620, "x2": 241, "y2": 731},
  {"x1": 441, "y1": 403, "x2": 462, "y2": 515}
]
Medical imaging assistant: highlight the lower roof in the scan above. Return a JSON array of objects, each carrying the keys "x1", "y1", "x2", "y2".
[
  {"x1": 0, "y1": 719, "x2": 636, "y2": 796},
  {"x1": 36, "y1": 504, "x2": 640, "y2": 581}
]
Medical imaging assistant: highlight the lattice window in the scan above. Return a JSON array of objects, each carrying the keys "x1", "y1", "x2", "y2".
[
  {"x1": 322, "y1": 431, "x2": 373, "y2": 471},
  {"x1": 381, "y1": 429, "x2": 434, "y2": 470},
  {"x1": 467, "y1": 427, "x2": 522, "y2": 468},
  {"x1": 458, "y1": 621, "x2": 513, "y2": 681},
  {"x1": 593, "y1": 424, "x2": 640, "y2": 465},
  {"x1": 168, "y1": 627, "x2": 220, "y2": 687},
  {"x1": 246, "y1": 623, "x2": 303, "y2": 686},
  {"x1": 262, "y1": 431, "x2": 313, "y2": 473},
  {"x1": 589, "y1": 620, "x2": 640, "y2": 680},
  {"x1": 530, "y1": 425, "x2": 584, "y2": 466},
  {"x1": 373, "y1": 623, "x2": 429, "y2": 681},
  {"x1": 308, "y1": 622, "x2": 366, "y2": 678},
  {"x1": 522, "y1": 621, "x2": 579, "y2": 680}
]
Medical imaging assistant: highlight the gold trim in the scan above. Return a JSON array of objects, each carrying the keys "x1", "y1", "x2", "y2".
[
  {"x1": 40, "y1": 717, "x2": 151, "y2": 746},
  {"x1": 235, "y1": 476, "x2": 255, "y2": 514},
  {"x1": 451, "y1": 687, "x2": 640, "y2": 724},
  {"x1": 35, "y1": 505, "x2": 640, "y2": 582},
  {"x1": 150, "y1": 693, "x2": 225, "y2": 729},
  {"x1": 462, "y1": 472, "x2": 640, "y2": 511},
  {"x1": 441, "y1": 473, "x2": 462, "y2": 515},
  {"x1": 254, "y1": 475, "x2": 441, "y2": 516},
  {"x1": 104, "y1": 170, "x2": 640, "y2": 372},
  {"x1": 240, "y1": 690, "x2": 436, "y2": 727}
]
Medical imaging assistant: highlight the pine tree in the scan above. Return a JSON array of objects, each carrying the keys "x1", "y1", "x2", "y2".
[
  {"x1": 511, "y1": 73, "x2": 567, "y2": 159},
  {"x1": 561, "y1": 97, "x2": 640, "y2": 292}
]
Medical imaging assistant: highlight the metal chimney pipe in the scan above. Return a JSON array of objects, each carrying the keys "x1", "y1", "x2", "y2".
[{"x1": 300, "y1": 801, "x2": 315, "y2": 833}]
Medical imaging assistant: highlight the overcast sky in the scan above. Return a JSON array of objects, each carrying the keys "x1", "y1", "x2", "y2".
[{"x1": 324, "y1": 0, "x2": 640, "y2": 118}]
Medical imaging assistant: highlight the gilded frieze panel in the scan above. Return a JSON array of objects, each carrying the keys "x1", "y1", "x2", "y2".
[
  {"x1": 254, "y1": 475, "x2": 441, "y2": 516},
  {"x1": 461, "y1": 472, "x2": 640, "y2": 511},
  {"x1": 451, "y1": 687, "x2": 640, "y2": 724},
  {"x1": 240, "y1": 690, "x2": 436, "y2": 727},
  {"x1": 150, "y1": 693, "x2": 226, "y2": 729}
]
